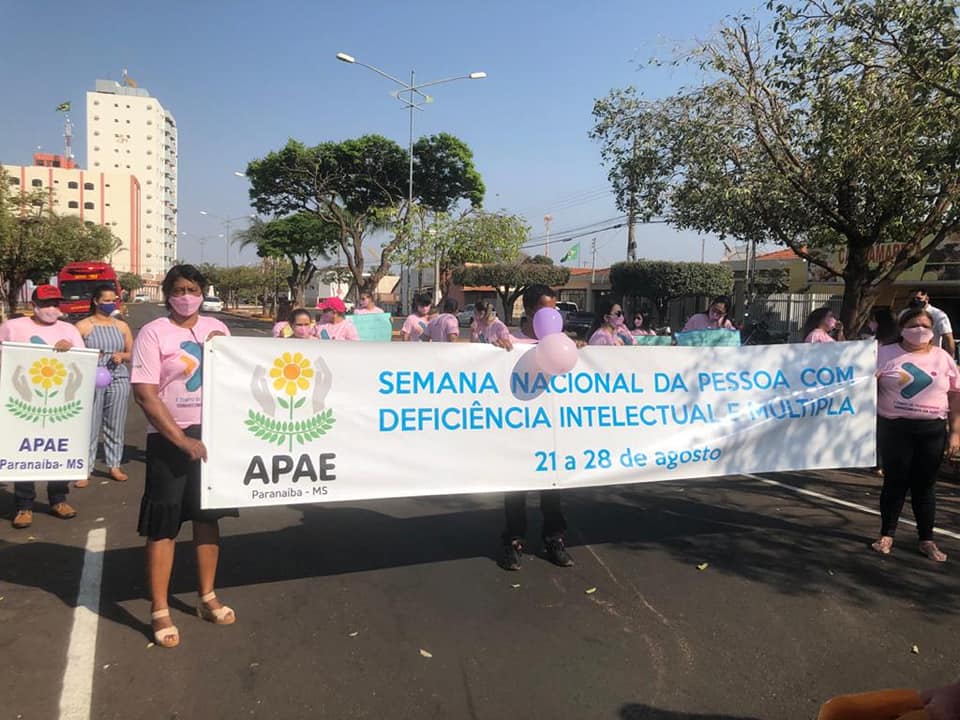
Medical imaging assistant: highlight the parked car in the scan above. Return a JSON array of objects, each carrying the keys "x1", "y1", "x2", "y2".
[
  {"x1": 202, "y1": 296, "x2": 225, "y2": 313},
  {"x1": 563, "y1": 310, "x2": 595, "y2": 340},
  {"x1": 457, "y1": 303, "x2": 476, "y2": 326},
  {"x1": 556, "y1": 301, "x2": 578, "y2": 319},
  {"x1": 133, "y1": 292, "x2": 149, "y2": 303}
]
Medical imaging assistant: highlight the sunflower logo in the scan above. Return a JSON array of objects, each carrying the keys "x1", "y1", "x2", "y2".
[
  {"x1": 269, "y1": 352, "x2": 314, "y2": 398},
  {"x1": 30, "y1": 357, "x2": 67, "y2": 390},
  {"x1": 6, "y1": 356, "x2": 82, "y2": 428},
  {"x1": 246, "y1": 352, "x2": 334, "y2": 451}
]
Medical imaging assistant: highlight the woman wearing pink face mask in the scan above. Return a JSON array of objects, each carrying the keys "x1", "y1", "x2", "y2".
[
  {"x1": 285, "y1": 308, "x2": 317, "y2": 340},
  {"x1": 682, "y1": 296, "x2": 735, "y2": 331},
  {"x1": 588, "y1": 298, "x2": 634, "y2": 346},
  {"x1": 131, "y1": 264, "x2": 237, "y2": 648},
  {"x1": 802, "y1": 307, "x2": 844, "y2": 343},
  {"x1": 872, "y1": 308, "x2": 960, "y2": 563}
]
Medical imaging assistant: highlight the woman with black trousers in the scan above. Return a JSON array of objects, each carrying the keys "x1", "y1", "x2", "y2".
[{"x1": 874, "y1": 308, "x2": 960, "y2": 562}]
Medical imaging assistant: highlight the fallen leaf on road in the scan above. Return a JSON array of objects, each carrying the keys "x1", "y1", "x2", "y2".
[
  {"x1": 27, "y1": 536, "x2": 35, "y2": 542},
  {"x1": 911, "y1": 645, "x2": 919, "y2": 654},
  {"x1": 585, "y1": 587, "x2": 597, "y2": 595},
  {"x1": 95, "y1": 517, "x2": 105, "y2": 522},
  {"x1": 146, "y1": 642, "x2": 155, "y2": 649},
  {"x1": 419, "y1": 649, "x2": 433, "y2": 658},
  {"x1": 348, "y1": 631, "x2": 359, "y2": 637},
  {"x1": 510, "y1": 584, "x2": 520, "y2": 589},
  {"x1": 102, "y1": 664, "x2": 110, "y2": 670},
  {"x1": 697, "y1": 563, "x2": 709, "y2": 571},
  {"x1": 100, "y1": 481, "x2": 109, "y2": 485}
]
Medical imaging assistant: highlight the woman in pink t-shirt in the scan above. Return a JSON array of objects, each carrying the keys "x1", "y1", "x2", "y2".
[
  {"x1": 588, "y1": 298, "x2": 633, "y2": 346},
  {"x1": 130, "y1": 264, "x2": 237, "y2": 648},
  {"x1": 423, "y1": 297, "x2": 460, "y2": 342},
  {"x1": 353, "y1": 291, "x2": 384, "y2": 315},
  {"x1": 401, "y1": 293, "x2": 432, "y2": 342},
  {"x1": 873, "y1": 308, "x2": 960, "y2": 562},
  {"x1": 802, "y1": 307, "x2": 844, "y2": 343},
  {"x1": 682, "y1": 296, "x2": 735, "y2": 331},
  {"x1": 314, "y1": 297, "x2": 359, "y2": 341},
  {"x1": 470, "y1": 300, "x2": 509, "y2": 345},
  {"x1": 631, "y1": 310, "x2": 656, "y2": 336},
  {"x1": 286, "y1": 308, "x2": 317, "y2": 340}
]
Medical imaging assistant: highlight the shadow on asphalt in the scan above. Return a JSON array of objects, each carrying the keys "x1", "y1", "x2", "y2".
[
  {"x1": 620, "y1": 705, "x2": 761, "y2": 720},
  {"x1": 1, "y1": 477, "x2": 958, "y2": 644}
]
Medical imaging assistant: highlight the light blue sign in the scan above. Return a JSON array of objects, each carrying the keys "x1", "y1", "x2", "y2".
[
  {"x1": 674, "y1": 329, "x2": 741, "y2": 347},
  {"x1": 350, "y1": 313, "x2": 393, "y2": 342},
  {"x1": 631, "y1": 335, "x2": 674, "y2": 346}
]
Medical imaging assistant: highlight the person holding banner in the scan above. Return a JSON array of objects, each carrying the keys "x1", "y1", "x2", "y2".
[
  {"x1": 803, "y1": 308, "x2": 845, "y2": 343},
  {"x1": 354, "y1": 291, "x2": 384, "y2": 314},
  {"x1": 315, "y1": 298, "x2": 359, "y2": 341},
  {"x1": 401, "y1": 294, "x2": 432, "y2": 342},
  {"x1": 588, "y1": 298, "x2": 634, "y2": 346},
  {"x1": 500, "y1": 284, "x2": 573, "y2": 570},
  {"x1": 682, "y1": 296, "x2": 735, "y2": 331},
  {"x1": 131, "y1": 264, "x2": 237, "y2": 649},
  {"x1": 75, "y1": 284, "x2": 134, "y2": 487},
  {"x1": 470, "y1": 300, "x2": 509, "y2": 345},
  {"x1": 873, "y1": 308, "x2": 960, "y2": 563},
  {"x1": 0, "y1": 285, "x2": 83, "y2": 528},
  {"x1": 424, "y1": 297, "x2": 460, "y2": 342}
]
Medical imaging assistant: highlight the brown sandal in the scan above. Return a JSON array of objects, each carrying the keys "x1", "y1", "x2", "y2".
[
  {"x1": 871, "y1": 536, "x2": 893, "y2": 555},
  {"x1": 919, "y1": 541, "x2": 947, "y2": 563}
]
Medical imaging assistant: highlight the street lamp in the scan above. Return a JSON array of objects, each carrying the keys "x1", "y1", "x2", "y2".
[
  {"x1": 336, "y1": 51, "x2": 486, "y2": 307},
  {"x1": 199, "y1": 211, "x2": 255, "y2": 267}
]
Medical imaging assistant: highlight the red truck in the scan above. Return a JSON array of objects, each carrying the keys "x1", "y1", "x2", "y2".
[{"x1": 57, "y1": 261, "x2": 123, "y2": 320}]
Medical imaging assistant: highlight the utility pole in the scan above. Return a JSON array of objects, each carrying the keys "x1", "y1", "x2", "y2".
[
  {"x1": 591, "y1": 237, "x2": 597, "y2": 284},
  {"x1": 544, "y1": 215, "x2": 553, "y2": 259},
  {"x1": 700, "y1": 237, "x2": 705, "y2": 263},
  {"x1": 626, "y1": 138, "x2": 638, "y2": 261}
]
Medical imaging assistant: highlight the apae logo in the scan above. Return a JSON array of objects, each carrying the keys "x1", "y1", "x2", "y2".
[{"x1": 6, "y1": 357, "x2": 83, "y2": 429}]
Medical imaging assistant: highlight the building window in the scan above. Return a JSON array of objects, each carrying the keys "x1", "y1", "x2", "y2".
[
  {"x1": 93, "y1": 100, "x2": 99, "y2": 106},
  {"x1": 84, "y1": 182, "x2": 94, "y2": 190},
  {"x1": 93, "y1": 115, "x2": 99, "y2": 121},
  {"x1": 146, "y1": 209, "x2": 152, "y2": 214},
  {"x1": 93, "y1": 131, "x2": 100, "y2": 136},
  {"x1": 94, "y1": 162, "x2": 100, "y2": 167},
  {"x1": 84, "y1": 202, "x2": 94, "y2": 210},
  {"x1": 105, "y1": 203, "x2": 111, "y2": 207},
  {"x1": 147, "y1": 120, "x2": 153, "y2": 125},
  {"x1": 67, "y1": 181, "x2": 77, "y2": 188},
  {"x1": 114, "y1": 103, "x2": 118, "y2": 107},
  {"x1": 31, "y1": 179, "x2": 42, "y2": 187},
  {"x1": 68, "y1": 201, "x2": 79, "y2": 209},
  {"x1": 8, "y1": 177, "x2": 19, "y2": 186}
]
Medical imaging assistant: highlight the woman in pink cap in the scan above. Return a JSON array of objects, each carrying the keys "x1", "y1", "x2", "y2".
[{"x1": 315, "y1": 297, "x2": 359, "y2": 341}]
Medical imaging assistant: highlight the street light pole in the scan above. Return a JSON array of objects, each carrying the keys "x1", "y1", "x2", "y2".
[{"x1": 336, "y1": 52, "x2": 486, "y2": 308}]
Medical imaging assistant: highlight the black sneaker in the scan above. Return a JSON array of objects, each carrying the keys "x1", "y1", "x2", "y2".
[
  {"x1": 544, "y1": 537, "x2": 574, "y2": 567},
  {"x1": 499, "y1": 540, "x2": 523, "y2": 571}
]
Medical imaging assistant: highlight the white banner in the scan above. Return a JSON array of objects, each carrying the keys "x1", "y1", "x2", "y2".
[
  {"x1": 0, "y1": 342, "x2": 99, "y2": 481},
  {"x1": 202, "y1": 338, "x2": 877, "y2": 509}
]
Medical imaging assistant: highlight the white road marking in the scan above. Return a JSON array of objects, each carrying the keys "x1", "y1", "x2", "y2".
[
  {"x1": 58, "y1": 528, "x2": 106, "y2": 720},
  {"x1": 742, "y1": 474, "x2": 960, "y2": 541}
]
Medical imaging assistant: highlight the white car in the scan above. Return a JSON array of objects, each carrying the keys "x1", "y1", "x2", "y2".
[
  {"x1": 457, "y1": 304, "x2": 476, "y2": 326},
  {"x1": 202, "y1": 296, "x2": 224, "y2": 313}
]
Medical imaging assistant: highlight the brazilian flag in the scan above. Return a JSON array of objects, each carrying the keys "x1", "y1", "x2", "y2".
[{"x1": 56, "y1": 101, "x2": 71, "y2": 112}]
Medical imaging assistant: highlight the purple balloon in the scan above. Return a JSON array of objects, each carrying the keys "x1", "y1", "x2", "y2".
[
  {"x1": 532, "y1": 307, "x2": 564, "y2": 339},
  {"x1": 95, "y1": 367, "x2": 112, "y2": 389},
  {"x1": 536, "y1": 332, "x2": 578, "y2": 375}
]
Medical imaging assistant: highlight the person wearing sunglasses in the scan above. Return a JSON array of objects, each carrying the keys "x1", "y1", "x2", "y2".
[
  {"x1": 588, "y1": 297, "x2": 634, "y2": 346},
  {"x1": 631, "y1": 310, "x2": 656, "y2": 336},
  {"x1": 0, "y1": 285, "x2": 84, "y2": 528}
]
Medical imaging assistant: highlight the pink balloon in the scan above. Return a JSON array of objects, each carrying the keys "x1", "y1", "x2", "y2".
[
  {"x1": 536, "y1": 332, "x2": 578, "y2": 374},
  {"x1": 95, "y1": 367, "x2": 112, "y2": 389},
  {"x1": 532, "y1": 307, "x2": 564, "y2": 339}
]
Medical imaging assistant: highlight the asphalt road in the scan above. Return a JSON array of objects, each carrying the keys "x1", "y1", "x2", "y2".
[{"x1": 1, "y1": 305, "x2": 959, "y2": 720}]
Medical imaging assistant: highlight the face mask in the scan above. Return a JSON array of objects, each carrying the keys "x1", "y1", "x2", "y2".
[
  {"x1": 909, "y1": 298, "x2": 926, "y2": 309},
  {"x1": 824, "y1": 317, "x2": 837, "y2": 331},
  {"x1": 902, "y1": 326, "x2": 934, "y2": 345},
  {"x1": 608, "y1": 313, "x2": 625, "y2": 327},
  {"x1": 168, "y1": 294, "x2": 203, "y2": 317},
  {"x1": 320, "y1": 312, "x2": 334, "y2": 324},
  {"x1": 98, "y1": 302, "x2": 117, "y2": 316},
  {"x1": 293, "y1": 325, "x2": 313, "y2": 338},
  {"x1": 33, "y1": 306, "x2": 61, "y2": 324}
]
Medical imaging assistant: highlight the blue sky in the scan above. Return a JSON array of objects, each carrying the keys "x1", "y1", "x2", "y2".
[{"x1": 2, "y1": 0, "x2": 762, "y2": 269}]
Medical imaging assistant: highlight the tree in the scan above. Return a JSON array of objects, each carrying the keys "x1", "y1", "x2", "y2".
[
  {"x1": 0, "y1": 174, "x2": 120, "y2": 316},
  {"x1": 610, "y1": 261, "x2": 733, "y2": 324},
  {"x1": 118, "y1": 272, "x2": 144, "y2": 295},
  {"x1": 591, "y1": 0, "x2": 960, "y2": 332},
  {"x1": 453, "y1": 257, "x2": 571, "y2": 324},
  {"x1": 236, "y1": 212, "x2": 339, "y2": 306},
  {"x1": 413, "y1": 133, "x2": 485, "y2": 211},
  {"x1": 215, "y1": 265, "x2": 263, "y2": 309},
  {"x1": 245, "y1": 134, "x2": 484, "y2": 300}
]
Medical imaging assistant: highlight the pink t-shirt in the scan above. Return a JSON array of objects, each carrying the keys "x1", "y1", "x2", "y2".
[
  {"x1": 354, "y1": 307, "x2": 384, "y2": 315},
  {"x1": 510, "y1": 329, "x2": 538, "y2": 345},
  {"x1": 472, "y1": 318, "x2": 510, "y2": 344},
  {"x1": 131, "y1": 316, "x2": 230, "y2": 431},
  {"x1": 272, "y1": 321, "x2": 294, "y2": 338},
  {"x1": 315, "y1": 320, "x2": 359, "y2": 341},
  {"x1": 0, "y1": 316, "x2": 83, "y2": 349},
  {"x1": 589, "y1": 327, "x2": 625, "y2": 346},
  {"x1": 632, "y1": 329, "x2": 656, "y2": 336},
  {"x1": 805, "y1": 329, "x2": 835, "y2": 343},
  {"x1": 402, "y1": 313, "x2": 430, "y2": 341},
  {"x1": 683, "y1": 313, "x2": 734, "y2": 331},
  {"x1": 427, "y1": 314, "x2": 459, "y2": 342},
  {"x1": 877, "y1": 344, "x2": 960, "y2": 420}
]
